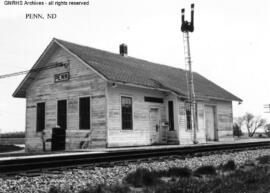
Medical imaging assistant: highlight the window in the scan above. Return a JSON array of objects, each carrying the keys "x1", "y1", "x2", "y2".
[
  {"x1": 168, "y1": 101, "x2": 174, "y2": 131},
  {"x1": 79, "y1": 97, "x2": 90, "y2": 130},
  {"x1": 36, "y1": 102, "x2": 45, "y2": 132},
  {"x1": 57, "y1": 100, "x2": 67, "y2": 130},
  {"x1": 186, "y1": 103, "x2": 192, "y2": 130},
  {"x1": 121, "y1": 96, "x2": 133, "y2": 130},
  {"x1": 144, "y1": 97, "x2": 164, "y2": 103}
]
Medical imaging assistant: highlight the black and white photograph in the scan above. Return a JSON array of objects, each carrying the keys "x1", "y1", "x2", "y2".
[{"x1": 0, "y1": 0, "x2": 270, "y2": 192}]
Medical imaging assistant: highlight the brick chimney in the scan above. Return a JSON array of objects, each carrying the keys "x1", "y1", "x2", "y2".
[{"x1": 119, "y1": 44, "x2": 128, "y2": 56}]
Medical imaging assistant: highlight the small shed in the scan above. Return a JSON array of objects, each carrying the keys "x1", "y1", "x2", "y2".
[{"x1": 13, "y1": 38, "x2": 242, "y2": 152}]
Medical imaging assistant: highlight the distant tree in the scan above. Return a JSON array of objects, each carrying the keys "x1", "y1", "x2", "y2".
[
  {"x1": 242, "y1": 112, "x2": 266, "y2": 137},
  {"x1": 265, "y1": 124, "x2": 270, "y2": 137}
]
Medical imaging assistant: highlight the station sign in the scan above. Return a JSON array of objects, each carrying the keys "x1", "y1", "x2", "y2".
[{"x1": 55, "y1": 72, "x2": 70, "y2": 83}]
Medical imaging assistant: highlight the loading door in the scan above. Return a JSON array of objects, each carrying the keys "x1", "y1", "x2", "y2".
[
  {"x1": 52, "y1": 100, "x2": 67, "y2": 151},
  {"x1": 205, "y1": 105, "x2": 217, "y2": 141},
  {"x1": 150, "y1": 108, "x2": 161, "y2": 144}
]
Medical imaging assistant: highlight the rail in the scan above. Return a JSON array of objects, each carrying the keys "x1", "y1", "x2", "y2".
[{"x1": 0, "y1": 141, "x2": 269, "y2": 176}]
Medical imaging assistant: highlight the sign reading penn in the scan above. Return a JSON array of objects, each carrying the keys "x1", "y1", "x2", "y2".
[{"x1": 55, "y1": 72, "x2": 69, "y2": 83}]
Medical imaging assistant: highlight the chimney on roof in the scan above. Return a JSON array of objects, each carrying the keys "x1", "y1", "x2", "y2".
[{"x1": 119, "y1": 44, "x2": 128, "y2": 56}]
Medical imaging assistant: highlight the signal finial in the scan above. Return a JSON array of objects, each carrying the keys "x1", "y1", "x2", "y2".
[
  {"x1": 190, "y1": 4, "x2": 194, "y2": 32},
  {"x1": 181, "y1": 8, "x2": 185, "y2": 24},
  {"x1": 181, "y1": 4, "x2": 195, "y2": 33}
]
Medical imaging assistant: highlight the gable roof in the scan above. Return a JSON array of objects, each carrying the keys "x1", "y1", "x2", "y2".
[{"x1": 13, "y1": 38, "x2": 242, "y2": 102}]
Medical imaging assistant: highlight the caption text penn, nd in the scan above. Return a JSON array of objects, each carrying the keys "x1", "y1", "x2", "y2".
[{"x1": 3, "y1": 0, "x2": 90, "y2": 20}]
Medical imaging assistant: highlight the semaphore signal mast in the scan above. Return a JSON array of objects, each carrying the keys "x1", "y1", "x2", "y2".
[{"x1": 181, "y1": 4, "x2": 198, "y2": 144}]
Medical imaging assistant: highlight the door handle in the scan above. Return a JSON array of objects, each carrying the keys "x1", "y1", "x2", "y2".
[{"x1": 156, "y1": 124, "x2": 159, "y2": 132}]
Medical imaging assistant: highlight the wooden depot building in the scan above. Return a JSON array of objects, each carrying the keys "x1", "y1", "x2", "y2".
[{"x1": 13, "y1": 38, "x2": 242, "y2": 152}]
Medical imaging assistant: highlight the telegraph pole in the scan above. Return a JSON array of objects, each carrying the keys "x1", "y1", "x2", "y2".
[{"x1": 181, "y1": 4, "x2": 198, "y2": 144}]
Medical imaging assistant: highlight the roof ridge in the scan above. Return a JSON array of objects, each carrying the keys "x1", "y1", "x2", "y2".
[
  {"x1": 52, "y1": 38, "x2": 241, "y2": 102},
  {"x1": 54, "y1": 38, "x2": 187, "y2": 73},
  {"x1": 13, "y1": 38, "x2": 242, "y2": 102}
]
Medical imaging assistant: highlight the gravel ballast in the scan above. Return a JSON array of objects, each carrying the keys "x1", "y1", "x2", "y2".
[{"x1": 0, "y1": 148, "x2": 269, "y2": 193}]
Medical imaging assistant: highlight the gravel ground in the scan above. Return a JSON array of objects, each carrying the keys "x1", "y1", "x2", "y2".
[{"x1": 0, "y1": 148, "x2": 269, "y2": 193}]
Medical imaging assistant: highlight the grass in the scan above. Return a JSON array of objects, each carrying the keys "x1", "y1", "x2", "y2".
[
  {"x1": 47, "y1": 154, "x2": 270, "y2": 193},
  {"x1": 221, "y1": 160, "x2": 237, "y2": 171},
  {"x1": 0, "y1": 144, "x2": 24, "y2": 153},
  {"x1": 213, "y1": 166, "x2": 270, "y2": 193},
  {"x1": 125, "y1": 163, "x2": 270, "y2": 193},
  {"x1": 80, "y1": 184, "x2": 130, "y2": 193},
  {"x1": 257, "y1": 155, "x2": 270, "y2": 165},
  {"x1": 193, "y1": 165, "x2": 216, "y2": 176},
  {"x1": 49, "y1": 184, "x2": 131, "y2": 193},
  {"x1": 166, "y1": 167, "x2": 192, "y2": 178},
  {"x1": 124, "y1": 167, "x2": 192, "y2": 187},
  {"x1": 125, "y1": 168, "x2": 160, "y2": 187}
]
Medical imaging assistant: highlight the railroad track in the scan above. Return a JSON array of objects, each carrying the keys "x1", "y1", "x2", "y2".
[{"x1": 0, "y1": 141, "x2": 269, "y2": 177}]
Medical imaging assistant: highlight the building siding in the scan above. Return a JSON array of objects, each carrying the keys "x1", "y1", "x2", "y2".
[
  {"x1": 177, "y1": 98, "x2": 233, "y2": 144},
  {"x1": 107, "y1": 84, "x2": 177, "y2": 147},
  {"x1": 216, "y1": 100, "x2": 234, "y2": 141},
  {"x1": 25, "y1": 45, "x2": 107, "y2": 152},
  {"x1": 22, "y1": 45, "x2": 234, "y2": 151}
]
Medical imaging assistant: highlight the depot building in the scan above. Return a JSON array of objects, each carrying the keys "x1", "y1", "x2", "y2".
[{"x1": 13, "y1": 38, "x2": 242, "y2": 152}]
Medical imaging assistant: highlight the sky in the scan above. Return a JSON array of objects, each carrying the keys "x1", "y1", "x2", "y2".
[{"x1": 0, "y1": 0, "x2": 269, "y2": 133}]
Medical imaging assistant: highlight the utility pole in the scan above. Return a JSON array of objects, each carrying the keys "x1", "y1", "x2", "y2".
[
  {"x1": 0, "y1": 61, "x2": 69, "y2": 80},
  {"x1": 181, "y1": 4, "x2": 198, "y2": 144}
]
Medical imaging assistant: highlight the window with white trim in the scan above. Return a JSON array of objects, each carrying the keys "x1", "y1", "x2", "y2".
[
  {"x1": 36, "y1": 102, "x2": 45, "y2": 132},
  {"x1": 186, "y1": 102, "x2": 192, "y2": 130},
  {"x1": 168, "y1": 101, "x2": 175, "y2": 131},
  {"x1": 121, "y1": 96, "x2": 133, "y2": 130},
  {"x1": 79, "y1": 97, "x2": 90, "y2": 130}
]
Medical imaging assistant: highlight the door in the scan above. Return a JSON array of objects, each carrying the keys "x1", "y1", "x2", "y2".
[
  {"x1": 52, "y1": 100, "x2": 67, "y2": 151},
  {"x1": 150, "y1": 108, "x2": 161, "y2": 144},
  {"x1": 57, "y1": 100, "x2": 67, "y2": 130},
  {"x1": 51, "y1": 127, "x2": 66, "y2": 151},
  {"x1": 205, "y1": 105, "x2": 216, "y2": 141}
]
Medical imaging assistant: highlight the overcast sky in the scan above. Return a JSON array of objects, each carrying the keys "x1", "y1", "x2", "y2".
[{"x1": 0, "y1": 0, "x2": 269, "y2": 133}]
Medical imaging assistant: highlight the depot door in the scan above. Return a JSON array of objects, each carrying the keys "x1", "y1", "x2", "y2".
[
  {"x1": 150, "y1": 108, "x2": 161, "y2": 144},
  {"x1": 205, "y1": 105, "x2": 216, "y2": 141},
  {"x1": 52, "y1": 100, "x2": 67, "y2": 151},
  {"x1": 51, "y1": 127, "x2": 66, "y2": 151}
]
